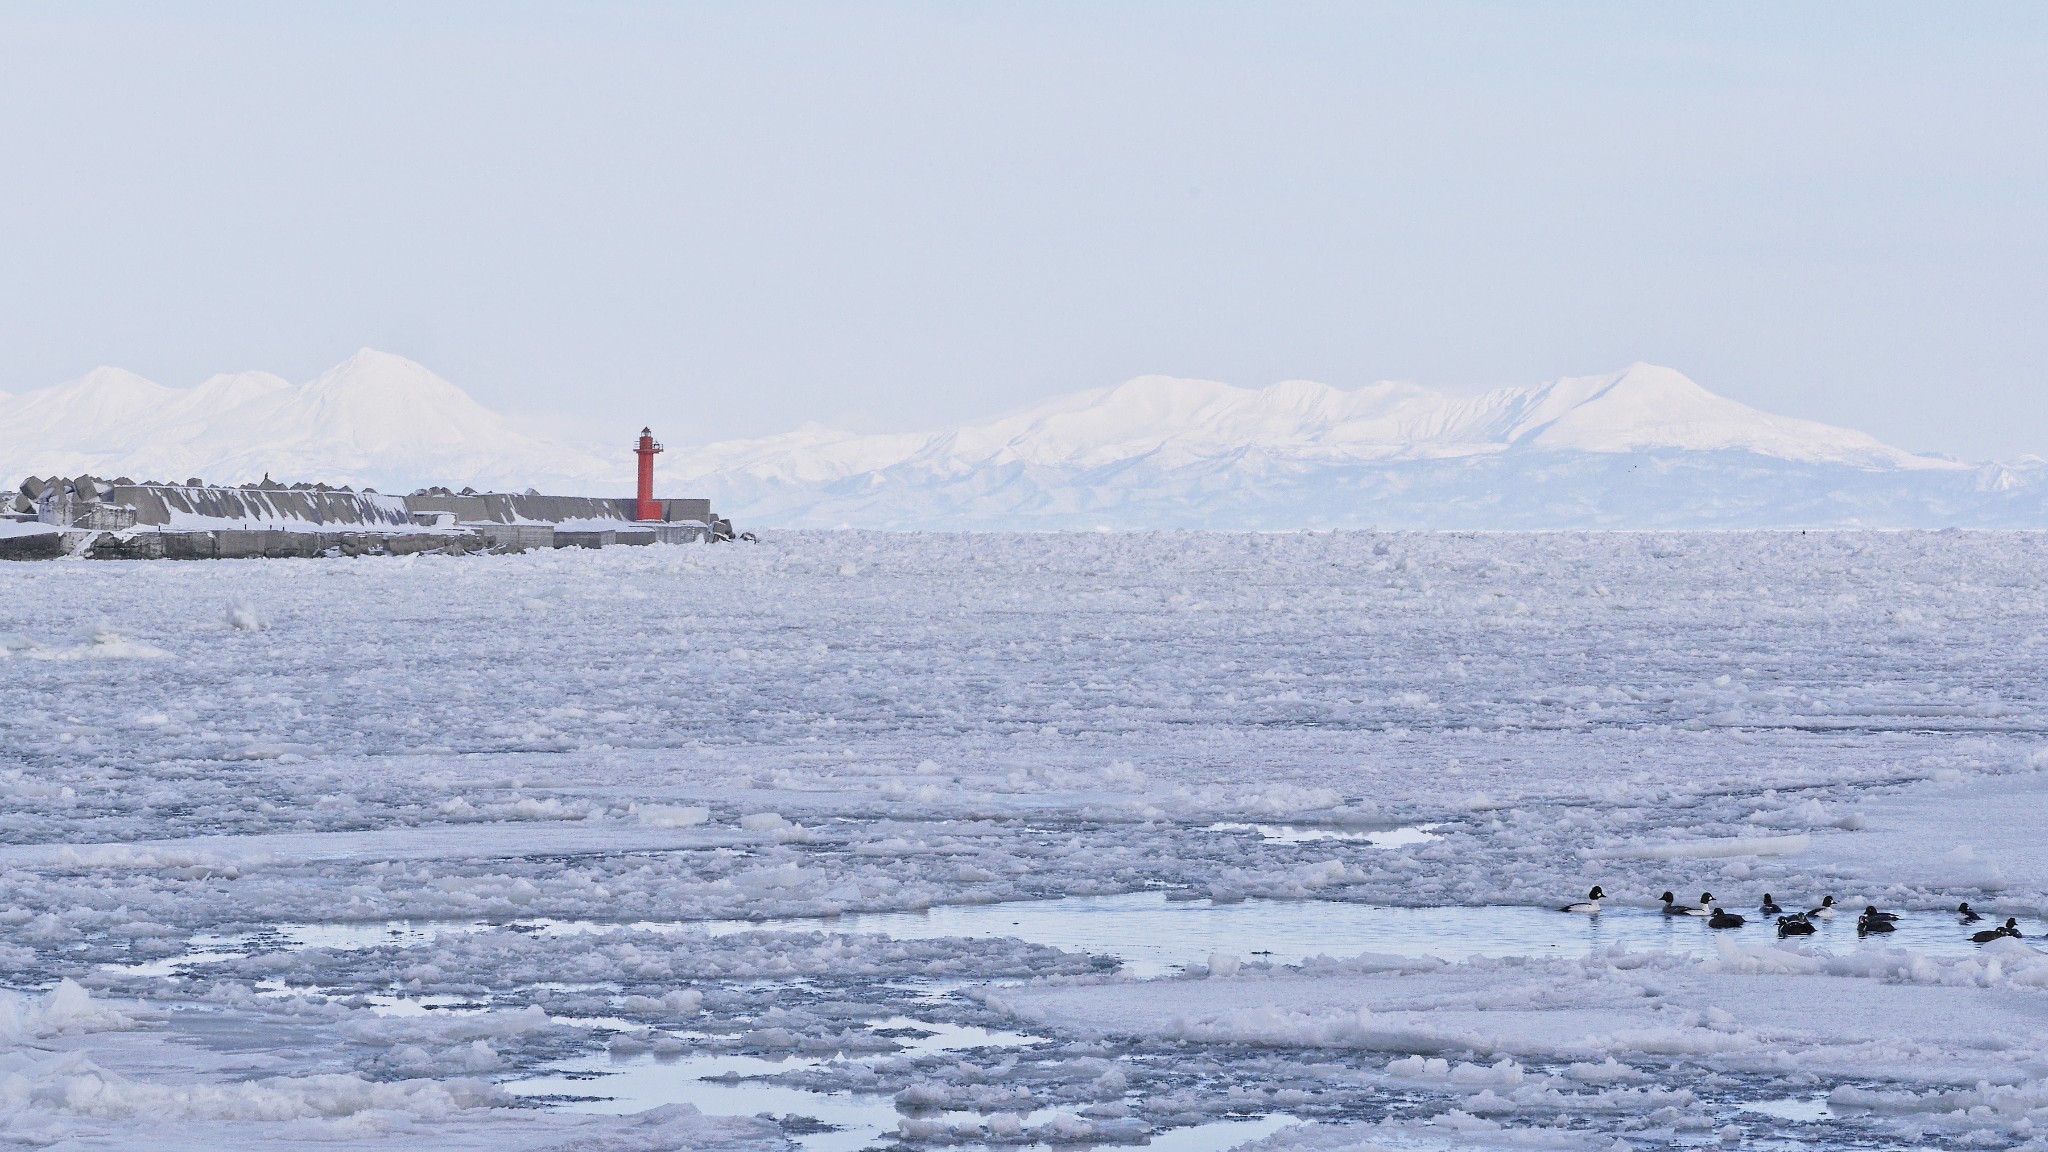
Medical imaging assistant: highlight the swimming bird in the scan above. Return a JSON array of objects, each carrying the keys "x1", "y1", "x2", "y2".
[
  {"x1": 1760, "y1": 893, "x2": 1784, "y2": 915},
  {"x1": 1863, "y1": 905, "x2": 1901, "y2": 924},
  {"x1": 1957, "y1": 902, "x2": 1982, "y2": 923},
  {"x1": 1969, "y1": 917, "x2": 2022, "y2": 944},
  {"x1": 1689, "y1": 892, "x2": 1717, "y2": 917},
  {"x1": 1661, "y1": 891, "x2": 1702, "y2": 916},
  {"x1": 1857, "y1": 908, "x2": 1896, "y2": 936},
  {"x1": 1808, "y1": 895, "x2": 1837, "y2": 920},
  {"x1": 1776, "y1": 914, "x2": 1816, "y2": 938},
  {"x1": 1562, "y1": 886, "x2": 1604, "y2": 914},
  {"x1": 1708, "y1": 907, "x2": 1746, "y2": 929}
]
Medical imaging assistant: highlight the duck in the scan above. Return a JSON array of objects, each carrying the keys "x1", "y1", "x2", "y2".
[
  {"x1": 1808, "y1": 895, "x2": 1838, "y2": 920},
  {"x1": 1863, "y1": 905, "x2": 1901, "y2": 924},
  {"x1": 1689, "y1": 892, "x2": 1717, "y2": 917},
  {"x1": 1561, "y1": 886, "x2": 1604, "y2": 914},
  {"x1": 1776, "y1": 914, "x2": 1816, "y2": 938},
  {"x1": 1760, "y1": 893, "x2": 1784, "y2": 915},
  {"x1": 1661, "y1": 891, "x2": 1702, "y2": 916},
  {"x1": 1857, "y1": 908, "x2": 1896, "y2": 936},
  {"x1": 1972, "y1": 917, "x2": 2022, "y2": 944},
  {"x1": 1708, "y1": 907, "x2": 1746, "y2": 929},
  {"x1": 1957, "y1": 902, "x2": 1982, "y2": 923}
]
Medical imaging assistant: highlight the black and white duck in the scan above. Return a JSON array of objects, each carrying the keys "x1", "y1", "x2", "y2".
[
  {"x1": 1857, "y1": 907, "x2": 1896, "y2": 936},
  {"x1": 1957, "y1": 902, "x2": 1982, "y2": 923},
  {"x1": 1760, "y1": 894, "x2": 1784, "y2": 915},
  {"x1": 1808, "y1": 895, "x2": 1838, "y2": 920},
  {"x1": 1562, "y1": 886, "x2": 1605, "y2": 914},
  {"x1": 1776, "y1": 914, "x2": 1816, "y2": 938}
]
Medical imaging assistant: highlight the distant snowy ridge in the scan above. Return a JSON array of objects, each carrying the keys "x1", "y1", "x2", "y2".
[
  {"x1": 677, "y1": 363, "x2": 1955, "y2": 484},
  {"x1": 0, "y1": 349, "x2": 616, "y2": 495},
  {"x1": 5, "y1": 354, "x2": 2043, "y2": 528},
  {"x1": 673, "y1": 363, "x2": 2048, "y2": 529}
]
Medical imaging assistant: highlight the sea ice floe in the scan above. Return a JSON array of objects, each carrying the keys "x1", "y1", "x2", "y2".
[{"x1": 5, "y1": 531, "x2": 2048, "y2": 1150}]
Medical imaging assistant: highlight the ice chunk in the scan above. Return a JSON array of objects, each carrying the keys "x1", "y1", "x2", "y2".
[
  {"x1": 0, "y1": 979, "x2": 133, "y2": 1041},
  {"x1": 636, "y1": 804, "x2": 710, "y2": 828}
]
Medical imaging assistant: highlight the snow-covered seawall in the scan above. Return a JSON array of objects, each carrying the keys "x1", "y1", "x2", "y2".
[
  {"x1": 3, "y1": 477, "x2": 726, "y2": 559},
  {"x1": 111, "y1": 482, "x2": 413, "y2": 528}
]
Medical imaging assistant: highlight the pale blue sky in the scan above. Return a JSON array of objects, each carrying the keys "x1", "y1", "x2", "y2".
[{"x1": 1, "y1": 2, "x2": 2043, "y2": 457}]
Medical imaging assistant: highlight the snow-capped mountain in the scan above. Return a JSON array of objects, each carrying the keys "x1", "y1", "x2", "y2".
[
  {"x1": 672, "y1": 363, "x2": 2047, "y2": 529},
  {"x1": 678, "y1": 363, "x2": 1950, "y2": 484},
  {"x1": 3, "y1": 353, "x2": 2041, "y2": 528},
  {"x1": 0, "y1": 350, "x2": 616, "y2": 494}
]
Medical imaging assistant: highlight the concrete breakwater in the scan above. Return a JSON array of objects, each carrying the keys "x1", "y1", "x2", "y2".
[
  {"x1": 404, "y1": 492, "x2": 711, "y2": 525},
  {"x1": 3, "y1": 475, "x2": 732, "y2": 561},
  {"x1": 0, "y1": 525, "x2": 481, "y2": 562},
  {"x1": 79, "y1": 528, "x2": 481, "y2": 560}
]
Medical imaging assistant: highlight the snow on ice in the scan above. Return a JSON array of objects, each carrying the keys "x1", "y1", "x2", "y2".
[{"x1": 3, "y1": 530, "x2": 2048, "y2": 1150}]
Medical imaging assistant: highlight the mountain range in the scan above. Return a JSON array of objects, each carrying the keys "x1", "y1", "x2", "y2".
[
  {"x1": 0, "y1": 350, "x2": 615, "y2": 496},
  {"x1": 4, "y1": 350, "x2": 2043, "y2": 529}
]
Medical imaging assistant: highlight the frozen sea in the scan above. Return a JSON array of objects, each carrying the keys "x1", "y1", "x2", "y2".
[{"x1": 3, "y1": 530, "x2": 2048, "y2": 1151}]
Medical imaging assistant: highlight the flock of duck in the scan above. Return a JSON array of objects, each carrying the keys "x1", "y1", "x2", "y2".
[{"x1": 1560, "y1": 886, "x2": 2032, "y2": 944}]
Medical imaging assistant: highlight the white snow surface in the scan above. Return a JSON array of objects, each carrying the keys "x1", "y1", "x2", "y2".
[
  {"x1": 10, "y1": 355, "x2": 2048, "y2": 528},
  {"x1": 4, "y1": 531, "x2": 2048, "y2": 1150}
]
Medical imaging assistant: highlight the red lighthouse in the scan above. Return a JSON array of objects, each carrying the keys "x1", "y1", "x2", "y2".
[{"x1": 634, "y1": 427, "x2": 664, "y2": 521}]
